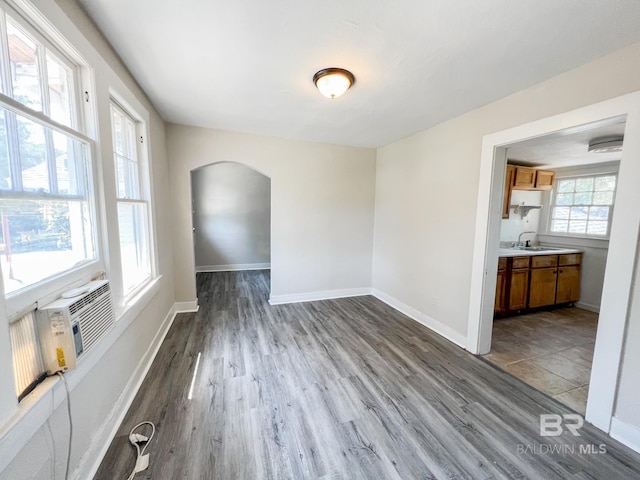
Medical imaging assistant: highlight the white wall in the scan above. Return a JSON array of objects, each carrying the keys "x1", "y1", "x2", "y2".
[
  {"x1": 192, "y1": 162, "x2": 271, "y2": 271},
  {"x1": 500, "y1": 190, "x2": 542, "y2": 243},
  {"x1": 373, "y1": 41, "x2": 640, "y2": 342},
  {"x1": 373, "y1": 42, "x2": 640, "y2": 434},
  {"x1": 0, "y1": 1, "x2": 175, "y2": 478},
  {"x1": 168, "y1": 126, "x2": 376, "y2": 304}
]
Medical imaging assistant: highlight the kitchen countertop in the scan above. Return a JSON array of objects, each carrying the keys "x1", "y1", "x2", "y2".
[{"x1": 498, "y1": 247, "x2": 583, "y2": 257}]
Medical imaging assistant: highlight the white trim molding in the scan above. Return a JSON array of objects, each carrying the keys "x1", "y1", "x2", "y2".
[
  {"x1": 575, "y1": 301, "x2": 600, "y2": 313},
  {"x1": 466, "y1": 90, "x2": 640, "y2": 435},
  {"x1": 195, "y1": 263, "x2": 270, "y2": 273},
  {"x1": 610, "y1": 417, "x2": 640, "y2": 454},
  {"x1": 269, "y1": 287, "x2": 372, "y2": 305},
  {"x1": 372, "y1": 289, "x2": 468, "y2": 350},
  {"x1": 175, "y1": 300, "x2": 199, "y2": 312},
  {"x1": 74, "y1": 305, "x2": 178, "y2": 480}
]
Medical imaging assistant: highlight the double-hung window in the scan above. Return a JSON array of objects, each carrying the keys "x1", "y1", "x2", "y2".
[
  {"x1": 110, "y1": 101, "x2": 152, "y2": 296},
  {"x1": 0, "y1": 5, "x2": 96, "y2": 400},
  {"x1": 549, "y1": 174, "x2": 617, "y2": 237},
  {"x1": 0, "y1": 10, "x2": 94, "y2": 296}
]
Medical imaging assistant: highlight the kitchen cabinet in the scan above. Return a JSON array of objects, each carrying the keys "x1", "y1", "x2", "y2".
[
  {"x1": 495, "y1": 252, "x2": 582, "y2": 316},
  {"x1": 556, "y1": 254, "x2": 582, "y2": 304},
  {"x1": 513, "y1": 167, "x2": 536, "y2": 189},
  {"x1": 495, "y1": 257, "x2": 507, "y2": 313},
  {"x1": 508, "y1": 256, "x2": 529, "y2": 310},
  {"x1": 534, "y1": 170, "x2": 555, "y2": 190},
  {"x1": 502, "y1": 165, "x2": 515, "y2": 219},
  {"x1": 503, "y1": 166, "x2": 555, "y2": 219},
  {"x1": 529, "y1": 267, "x2": 558, "y2": 308}
]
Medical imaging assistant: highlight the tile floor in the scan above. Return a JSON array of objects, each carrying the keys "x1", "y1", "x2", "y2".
[{"x1": 482, "y1": 307, "x2": 598, "y2": 415}]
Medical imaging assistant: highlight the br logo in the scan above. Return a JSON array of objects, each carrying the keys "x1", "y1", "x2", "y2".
[{"x1": 540, "y1": 414, "x2": 584, "y2": 437}]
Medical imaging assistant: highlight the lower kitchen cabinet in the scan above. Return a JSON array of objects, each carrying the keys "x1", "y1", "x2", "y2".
[
  {"x1": 508, "y1": 269, "x2": 529, "y2": 310},
  {"x1": 529, "y1": 267, "x2": 558, "y2": 308},
  {"x1": 495, "y1": 252, "x2": 582, "y2": 316},
  {"x1": 495, "y1": 258, "x2": 508, "y2": 313},
  {"x1": 556, "y1": 264, "x2": 581, "y2": 303}
]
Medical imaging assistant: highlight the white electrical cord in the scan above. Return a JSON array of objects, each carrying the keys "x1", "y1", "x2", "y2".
[
  {"x1": 126, "y1": 421, "x2": 156, "y2": 480},
  {"x1": 56, "y1": 372, "x2": 72, "y2": 480}
]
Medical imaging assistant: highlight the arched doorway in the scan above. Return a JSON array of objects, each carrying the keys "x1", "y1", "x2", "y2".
[{"x1": 190, "y1": 162, "x2": 271, "y2": 289}]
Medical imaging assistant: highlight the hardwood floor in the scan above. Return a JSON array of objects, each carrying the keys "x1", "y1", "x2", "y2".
[
  {"x1": 484, "y1": 308, "x2": 597, "y2": 415},
  {"x1": 95, "y1": 271, "x2": 640, "y2": 479}
]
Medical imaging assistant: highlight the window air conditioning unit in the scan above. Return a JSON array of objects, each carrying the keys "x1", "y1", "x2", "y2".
[{"x1": 37, "y1": 280, "x2": 115, "y2": 374}]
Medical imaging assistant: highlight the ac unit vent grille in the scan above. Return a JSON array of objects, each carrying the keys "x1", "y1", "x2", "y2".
[
  {"x1": 77, "y1": 291, "x2": 114, "y2": 353},
  {"x1": 69, "y1": 283, "x2": 111, "y2": 316}
]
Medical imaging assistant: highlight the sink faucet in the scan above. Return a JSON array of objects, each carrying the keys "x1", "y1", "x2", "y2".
[{"x1": 518, "y1": 230, "x2": 536, "y2": 246}]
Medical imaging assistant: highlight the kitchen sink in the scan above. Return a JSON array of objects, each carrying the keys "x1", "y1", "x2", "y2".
[{"x1": 510, "y1": 246, "x2": 561, "y2": 251}]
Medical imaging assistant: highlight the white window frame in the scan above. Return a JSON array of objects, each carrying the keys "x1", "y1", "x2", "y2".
[
  {"x1": 546, "y1": 170, "x2": 618, "y2": 240},
  {"x1": 0, "y1": 1, "x2": 102, "y2": 320},
  {"x1": 109, "y1": 96, "x2": 156, "y2": 302}
]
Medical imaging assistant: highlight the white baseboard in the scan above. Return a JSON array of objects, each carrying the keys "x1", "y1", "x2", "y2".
[
  {"x1": 575, "y1": 301, "x2": 600, "y2": 313},
  {"x1": 610, "y1": 417, "x2": 640, "y2": 453},
  {"x1": 175, "y1": 300, "x2": 199, "y2": 312},
  {"x1": 73, "y1": 305, "x2": 178, "y2": 480},
  {"x1": 269, "y1": 287, "x2": 372, "y2": 305},
  {"x1": 372, "y1": 288, "x2": 468, "y2": 350},
  {"x1": 196, "y1": 263, "x2": 270, "y2": 273}
]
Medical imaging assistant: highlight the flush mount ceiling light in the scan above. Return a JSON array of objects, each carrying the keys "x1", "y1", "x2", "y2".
[
  {"x1": 313, "y1": 67, "x2": 355, "y2": 99},
  {"x1": 588, "y1": 135, "x2": 624, "y2": 153}
]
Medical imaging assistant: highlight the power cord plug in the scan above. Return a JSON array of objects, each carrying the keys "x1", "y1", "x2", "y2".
[{"x1": 126, "y1": 421, "x2": 155, "y2": 480}]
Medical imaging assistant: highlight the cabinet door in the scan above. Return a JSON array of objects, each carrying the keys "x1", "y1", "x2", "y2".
[
  {"x1": 535, "y1": 170, "x2": 555, "y2": 190},
  {"x1": 556, "y1": 265, "x2": 581, "y2": 304},
  {"x1": 509, "y1": 269, "x2": 529, "y2": 310},
  {"x1": 514, "y1": 167, "x2": 536, "y2": 189},
  {"x1": 502, "y1": 165, "x2": 515, "y2": 219},
  {"x1": 529, "y1": 267, "x2": 557, "y2": 308},
  {"x1": 495, "y1": 270, "x2": 507, "y2": 313}
]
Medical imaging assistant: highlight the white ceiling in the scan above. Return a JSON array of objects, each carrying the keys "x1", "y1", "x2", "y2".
[
  {"x1": 507, "y1": 116, "x2": 626, "y2": 169},
  {"x1": 77, "y1": 0, "x2": 640, "y2": 148}
]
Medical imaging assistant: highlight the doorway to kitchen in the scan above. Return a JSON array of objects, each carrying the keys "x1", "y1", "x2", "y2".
[
  {"x1": 481, "y1": 118, "x2": 623, "y2": 415},
  {"x1": 467, "y1": 91, "x2": 640, "y2": 433},
  {"x1": 190, "y1": 161, "x2": 272, "y2": 293}
]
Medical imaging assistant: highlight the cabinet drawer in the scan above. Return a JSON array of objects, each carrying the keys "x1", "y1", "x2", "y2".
[
  {"x1": 498, "y1": 257, "x2": 507, "y2": 271},
  {"x1": 531, "y1": 255, "x2": 558, "y2": 268},
  {"x1": 512, "y1": 256, "x2": 530, "y2": 269},
  {"x1": 559, "y1": 253, "x2": 582, "y2": 266}
]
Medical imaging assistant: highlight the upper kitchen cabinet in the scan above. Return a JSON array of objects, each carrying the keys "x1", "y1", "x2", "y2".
[
  {"x1": 512, "y1": 166, "x2": 555, "y2": 191},
  {"x1": 534, "y1": 170, "x2": 555, "y2": 190},
  {"x1": 513, "y1": 166, "x2": 536, "y2": 189},
  {"x1": 502, "y1": 165, "x2": 516, "y2": 219},
  {"x1": 503, "y1": 165, "x2": 556, "y2": 218}
]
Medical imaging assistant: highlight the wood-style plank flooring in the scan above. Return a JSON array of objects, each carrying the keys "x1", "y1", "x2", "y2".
[
  {"x1": 483, "y1": 308, "x2": 597, "y2": 415},
  {"x1": 95, "y1": 271, "x2": 640, "y2": 479}
]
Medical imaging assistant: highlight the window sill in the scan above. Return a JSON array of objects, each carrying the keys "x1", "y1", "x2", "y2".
[
  {"x1": 538, "y1": 233, "x2": 609, "y2": 249},
  {"x1": 0, "y1": 275, "x2": 163, "y2": 473}
]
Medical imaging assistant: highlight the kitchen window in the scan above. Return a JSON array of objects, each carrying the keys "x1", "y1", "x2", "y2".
[
  {"x1": 549, "y1": 174, "x2": 617, "y2": 237},
  {"x1": 110, "y1": 100, "x2": 153, "y2": 297}
]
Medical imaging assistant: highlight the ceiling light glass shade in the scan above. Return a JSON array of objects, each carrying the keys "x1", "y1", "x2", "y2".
[{"x1": 313, "y1": 68, "x2": 355, "y2": 99}]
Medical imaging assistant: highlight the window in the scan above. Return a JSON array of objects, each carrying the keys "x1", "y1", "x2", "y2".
[
  {"x1": 0, "y1": 10, "x2": 95, "y2": 296},
  {"x1": 0, "y1": 5, "x2": 96, "y2": 401},
  {"x1": 549, "y1": 174, "x2": 617, "y2": 237},
  {"x1": 110, "y1": 101, "x2": 152, "y2": 295}
]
